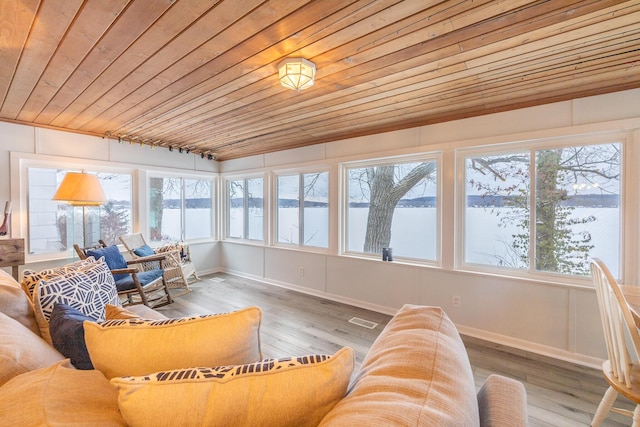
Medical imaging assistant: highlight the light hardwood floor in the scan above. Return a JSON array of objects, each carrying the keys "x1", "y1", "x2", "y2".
[{"x1": 156, "y1": 273, "x2": 634, "y2": 426}]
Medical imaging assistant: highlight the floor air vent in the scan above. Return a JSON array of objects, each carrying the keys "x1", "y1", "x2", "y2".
[{"x1": 349, "y1": 317, "x2": 378, "y2": 329}]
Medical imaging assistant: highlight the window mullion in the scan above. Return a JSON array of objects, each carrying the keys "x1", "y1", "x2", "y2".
[
  {"x1": 180, "y1": 178, "x2": 185, "y2": 241},
  {"x1": 243, "y1": 179, "x2": 249, "y2": 239},
  {"x1": 529, "y1": 149, "x2": 536, "y2": 274},
  {"x1": 299, "y1": 174, "x2": 304, "y2": 246}
]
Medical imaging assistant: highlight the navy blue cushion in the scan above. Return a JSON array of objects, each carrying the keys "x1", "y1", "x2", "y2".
[
  {"x1": 133, "y1": 244, "x2": 154, "y2": 257},
  {"x1": 49, "y1": 303, "x2": 95, "y2": 370},
  {"x1": 87, "y1": 245, "x2": 128, "y2": 282},
  {"x1": 115, "y1": 269, "x2": 164, "y2": 292}
]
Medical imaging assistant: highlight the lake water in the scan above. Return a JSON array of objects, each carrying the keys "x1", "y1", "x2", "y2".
[
  {"x1": 348, "y1": 206, "x2": 619, "y2": 276},
  {"x1": 222, "y1": 206, "x2": 620, "y2": 277}
]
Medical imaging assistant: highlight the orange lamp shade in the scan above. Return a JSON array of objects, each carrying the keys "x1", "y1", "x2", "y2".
[{"x1": 52, "y1": 172, "x2": 107, "y2": 206}]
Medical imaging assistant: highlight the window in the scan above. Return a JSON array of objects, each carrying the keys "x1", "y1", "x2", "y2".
[
  {"x1": 344, "y1": 157, "x2": 438, "y2": 261},
  {"x1": 149, "y1": 176, "x2": 213, "y2": 242},
  {"x1": 28, "y1": 168, "x2": 132, "y2": 255},
  {"x1": 463, "y1": 141, "x2": 621, "y2": 277},
  {"x1": 226, "y1": 177, "x2": 263, "y2": 240},
  {"x1": 276, "y1": 171, "x2": 329, "y2": 248}
]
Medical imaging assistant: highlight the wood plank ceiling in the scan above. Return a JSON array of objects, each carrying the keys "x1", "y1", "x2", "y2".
[{"x1": 1, "y1": 0, "x2": 639, "y2": 161}]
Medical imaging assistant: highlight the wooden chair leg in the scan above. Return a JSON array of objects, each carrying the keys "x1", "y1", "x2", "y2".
[
  {"x1": 633, "y1": 404, "x2": 640, "y2": 427},
  {"x1": 592, "y1": 386, "x2": 617, "y2": 426},
  {"x1": 161, "y1": 276, "x2": 173, "y2": 304}
]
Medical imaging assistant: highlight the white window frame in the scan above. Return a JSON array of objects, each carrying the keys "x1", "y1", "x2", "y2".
[
  {"x1": 272, "y1": 167, "x2": 331, "y2": 251},
  {"x1": 222, "y1": 174, "x2": 265, "y2": 243},
  {"x1": 455, "y1": 131, "x2": 633, "y2": 284},
  {"x1": 11, "y1": 153, "x2": 136, "y2": 263},
  {"x1": 146, "y1": 171, "x2": 216, "y2": 244},
  {"x1": 339, "y1": 152, "x2": 441, "y2": 265}
]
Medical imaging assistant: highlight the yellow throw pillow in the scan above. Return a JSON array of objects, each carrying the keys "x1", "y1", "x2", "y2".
[
  {"x1": 0, "y1": 359, "x2": 125, "y2": 426},
  {"x1": 105, "y1": 304, "x2": 141, "y2": 320},
  {"x1": 111, "y1": 346, "x2": 355, "y2": 427},
  {"x1": 84, "y1": 306, "x2": 263, "y2": 379}
]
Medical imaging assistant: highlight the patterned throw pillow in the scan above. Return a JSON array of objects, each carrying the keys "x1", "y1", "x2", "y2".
[
  {"x1": 33, "y1": 259, "x2": 119, "y2": 344},
  {"x1": 111, "y1": 347, "x2": 354, "y2": 427},
  {"x1": 86, "y1": 245, "x2": 129, "y2": 282},
  {"x1": 21, "y1": 257, "x2": 99, "y2": 301},
  {"x1": 84, "y1": 306, "x2": 263, "y2": 379}
]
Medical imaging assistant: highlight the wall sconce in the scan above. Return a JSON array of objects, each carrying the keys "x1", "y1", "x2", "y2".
[{"x1": 277, "y1": 58, "x2": 316, "y2": 91}]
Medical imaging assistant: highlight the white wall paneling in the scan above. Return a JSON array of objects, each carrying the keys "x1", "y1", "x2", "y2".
[{"x1": 2, "y1": 89, "x2": 639, "y2": 366}]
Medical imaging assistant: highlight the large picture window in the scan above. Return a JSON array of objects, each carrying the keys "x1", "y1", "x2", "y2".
[
  {"x1": 276, "y1": 171, "x2": 329, "y2": 248},
  {"x1": 344, "y1": 157, "x2": 438, "y2": 261},
  {"x1": 28, "y1": 168, "x2": 132, "y2": 255},
  {"x1": 149, "y1": 176, "x2": 213, "y2": 242},
  {"x1": 463, "y1": 141, "x2": 621, "y2": 277},
  {"x1": 226, "y1": 177, "x2": 263, "y2": 241}
]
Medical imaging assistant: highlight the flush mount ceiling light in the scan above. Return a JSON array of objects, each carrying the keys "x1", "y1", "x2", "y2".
[{"x1": 277, "y1": 58, "x2": 316, "y2": 91}]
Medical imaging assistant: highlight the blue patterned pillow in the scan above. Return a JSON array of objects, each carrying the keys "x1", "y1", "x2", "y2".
[
  {"x1": 33, "y1": 259, "x2": 119, "y2": 344},
  {"x1": 86, "y1": 245, "x2": 128, "y2": 282},
  {"x1": 21, "y1": 257, "x2": 99, "y2": 301},
  {"x1": 49, "y1": 303, "x2": 95, "y2": 370}
]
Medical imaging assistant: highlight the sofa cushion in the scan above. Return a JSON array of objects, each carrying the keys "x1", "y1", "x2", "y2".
[
  {"x1": 0, "y1": 312, "x2": 65, "y2": 387},
  {"x1": 106, "y1": 303, "x2": 142, "y2": 320},
  {"x1": 319, "y1": 305, "x2": 480, "y2": 426},
  {"x1": 87, "y1": 244, "x2": 129, "y2": 282},
  {"x1": 21, "y1": 257, "x2": 98, "y2": 301},
  {"x1": 478, "y1": 374, "x2": 528, "y2": 427},
  {"x1": 133, "y1": 244, "x2": 154, "y2": 257},
  {"x1": 84, "y1": 306, "x2": 263, "y2": 379},
  {"x1": 124, "y1": 303, "x2": 168, "y2": 320},
  {"x1": 33, "y1": 259, "x2": 120, "y2": 344},
  {"x1": 0, "y1": 359, "x2": 126, "y2": 426},
  {"x1": 114, "y1": 268, "x2": 163, "y2": 292},
  {"x1": 111, "y1": 347, "x2": 354, "y2": 427},
  {"x1": 105, "y1": 303, "x2": 168, "y2": 320},
  {"x1": 49, "y1": 303, "x2": 95, "y2": 370},
  {"x1": 0, "y1": 269, "x2": 40, "y2": 336}
]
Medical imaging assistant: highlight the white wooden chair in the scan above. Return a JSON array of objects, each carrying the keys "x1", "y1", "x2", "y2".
[
  {"x1": 591, "y1": 258, "x2": 640, "y2": 426},
  {"x1": 119, "y1": 233, "x2": 198, "y2": 294}
]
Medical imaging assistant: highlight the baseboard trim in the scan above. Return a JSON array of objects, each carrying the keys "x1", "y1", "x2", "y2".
[
  {"x1": 219, "y1": 268, "x2": 604, "y2": 369},
  {"x1": 455, "y1": 325, "x2": 603, "y2": 370}
]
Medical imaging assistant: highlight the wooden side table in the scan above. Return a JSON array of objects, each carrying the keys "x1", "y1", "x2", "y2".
[{"x1": 0, "y1": 238, "x2": 25, "y2": 281}]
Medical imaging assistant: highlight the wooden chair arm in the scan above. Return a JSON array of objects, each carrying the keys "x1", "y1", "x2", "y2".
[
  {"x1": 126, "y1": 253, "x2": 166, "y2": 264},
  {"x1": 110, "y1": 267, "x2": 138, "y2": 275}
]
